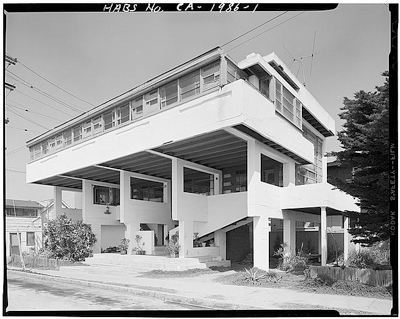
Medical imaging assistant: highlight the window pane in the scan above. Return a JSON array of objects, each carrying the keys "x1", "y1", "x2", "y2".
[
  {"x1": 104, "y1": 111, "x2": 114, "y2": 130},
  {"x1": 184, "y1": 167, "x2": 214, "y2": 196},
  {"x1": 118, "y1": 104, "x2": 130, "y2": 124},
  {"x1": 73, "y1": 126, "x2": 82, "y2": 142},
  {"x1": 63, "y1": 131, "x2": 72, "y2": 146},
  {"x1": 131, "y1": 178, "x2": 164, "y2": 202},
  {"x1": 180, "y1": 71, "x2": 200, "y2": 100},
  {"x1": 27, "y1": 232, "x2": 35, "y2": 246}
]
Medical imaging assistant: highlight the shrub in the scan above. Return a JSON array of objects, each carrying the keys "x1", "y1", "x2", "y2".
[
  {"x1": 164, "y1": 232, "x2": 180, "y2": 257},
  {"x1": 275, "y1": 244, "x2": 309, "y2": 272},
  {"x1": 245, "y1": 267, "x2": 266, "y2": 284},
  {"x1": 43, "y1": 214, "x2": 97, "y2": 262},
  {"x1": 347, "y1": 250, "x2": 377, "y2": 269},
  {"x1": 348, "y1": 240, "x2": 391, "y2": 269}
]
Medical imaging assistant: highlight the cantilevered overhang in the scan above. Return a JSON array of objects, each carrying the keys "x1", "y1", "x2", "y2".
[
  {"x1": 239, "y1": 52, "x2": 335, "y2": 138},
  {"x1": 284, "y1": 207, "x2": 343, "y2": 216},
  {"x1": 27, "y1": 80, "x2": 314, "y2": 185},
  {"x1": 153, "y1": 129, "x2": 247, "y2": 170},
  {"x1": 281, "y1": 183, "x2": 359, "y2": 214},
  {"x1": 233, "y1": 124, "x2": 310, "y2": 165}
]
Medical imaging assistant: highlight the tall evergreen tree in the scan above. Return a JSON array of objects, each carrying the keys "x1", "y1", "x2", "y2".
[{"x1": 330, "y1": 71, "x2": 389, "y2": 245}]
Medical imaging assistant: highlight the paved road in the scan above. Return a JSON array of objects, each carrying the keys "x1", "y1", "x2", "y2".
[{"x1": 6, "y1": 272, "x2": 207, "y2": 311}]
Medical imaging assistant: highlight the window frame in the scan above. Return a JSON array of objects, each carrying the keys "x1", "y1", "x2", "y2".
[
  {"x1": 27, "y1": 232, "x2": 35, "y2": 246},
  {"x1": 104, "y1": 110, "x2": 116, "y2": 131},
  {"x1": 116, "y1": 103, "x2": 130, "y2": 125},
  {"x1": 73, "y1": 125, "x2": 82, "y2": 143},
  {"x1": 93, "y1": 185, "x2": 120, "y2": 206},
  {"x1": 82, "y1": 120, "x2": 92, "y2": 139}
]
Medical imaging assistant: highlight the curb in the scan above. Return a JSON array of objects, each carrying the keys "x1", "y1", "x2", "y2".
[{"x1": 7, "y1": 268, "x2": 261, "y2": 310}]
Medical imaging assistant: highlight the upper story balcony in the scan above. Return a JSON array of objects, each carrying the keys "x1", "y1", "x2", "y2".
[{"x1": 26, "y1": 47, "x2": 335, "y2": 166}]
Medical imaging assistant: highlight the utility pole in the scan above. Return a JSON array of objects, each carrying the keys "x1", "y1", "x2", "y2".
[
  {"x1": 5, "y1": 54, "x2": 17, "y2": 91},
  {"x1": 5, "y1": 54, "x2": 17, "y2": 66}
]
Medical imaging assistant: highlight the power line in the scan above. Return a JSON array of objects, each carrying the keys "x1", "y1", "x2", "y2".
[
  {"x1": 6, "y1": 70, "x2": 85, "y2": 113},
  {"x1": 7, "y1": 100, "x2": 63, "y2": 122},
  {"x1": 221, "y1": 11, "x2": 289, "y2": 48},
  {"x1": 6, "y1": 126, "x2": 42, "y2": 133},
  {"x1": 6, "y1": 145, "x2": 26, "y2": 156},
  {"x1": 17, "y1": 59, "x2": 95, "y2": 107},
  {"x1": 6, "y1": 106, "x2": 50, "y2": 130},
  {"x1": 226, "y1": 11, "x2": 306, "y2": 53},
  {"x1": 14, "y1": 89, "x2": 76, "y2": 117},
  {"x1": 6, "y1": 168, "x2": 26, "y2": 174}
]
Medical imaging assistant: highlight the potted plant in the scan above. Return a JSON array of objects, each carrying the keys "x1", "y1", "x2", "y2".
[
  {"x1": 132, "y1": 234, "x2": 146, "y2": 255},
  {"x1": 164, "y1": 232, "x2": 180, "y2": 258},
  {"x1": 209, "y1": 240, "x2": 215, "y2": 247},
  {"x1": 119, "y1": 238, "x2": 130, "y2": 255}
]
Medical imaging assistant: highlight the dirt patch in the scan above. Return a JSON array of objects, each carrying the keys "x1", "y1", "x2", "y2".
[{"x1": 138, "y1": 263, "x2": 392, "y2": 300}]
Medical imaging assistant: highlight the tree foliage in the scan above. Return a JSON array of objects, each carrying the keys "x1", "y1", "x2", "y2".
[
  {"x1": 330, "y1": 71, "x2": 389, "y2": 245},
  {"x1": 43, "y1": 213, "x2": 97, "y2": 262}
]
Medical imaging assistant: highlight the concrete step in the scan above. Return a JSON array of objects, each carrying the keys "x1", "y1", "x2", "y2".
[{"x1": 84, "y1": 254, "x2": 209, "y2": 271}]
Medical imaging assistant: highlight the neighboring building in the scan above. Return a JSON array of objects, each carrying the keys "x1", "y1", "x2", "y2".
[
  {"x1": 5, "y1": 199, "x2": 43, "y2": 256},
  {"x1": 40, "y1": 198, "x2": 83, "y2": 227},
  {"x1": 25, "y1": 47, "x2": 358, "y2": 269}
]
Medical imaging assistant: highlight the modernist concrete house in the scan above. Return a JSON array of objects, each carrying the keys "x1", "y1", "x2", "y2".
[
  {"x1": 25, "y1": 47, "x2": 358, "y2": 270},
  {"x1": 6, "y1": 199, "x2": 43, "y2": 256}
]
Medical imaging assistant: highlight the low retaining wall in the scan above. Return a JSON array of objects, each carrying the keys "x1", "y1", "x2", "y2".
[
  {"x1": 309, "y1": 266, "x2": 392, "y2": 287},
  {"x1": 7, "y1": 255, "x2": 74, "y2": 269}
]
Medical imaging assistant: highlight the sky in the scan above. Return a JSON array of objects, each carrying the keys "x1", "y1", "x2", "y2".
[{"x1": 4, "y1": 4, "x2": 391, "y2": 204}]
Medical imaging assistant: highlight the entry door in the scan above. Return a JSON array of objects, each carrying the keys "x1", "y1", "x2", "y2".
[{"x1": 10, "y1": 233, "x2": 21, "y2": 255}]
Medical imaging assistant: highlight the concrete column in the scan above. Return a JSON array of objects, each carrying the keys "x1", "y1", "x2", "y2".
[
  {"x1": 317, "y1": 224, "x2": 321, "y2": 256},
  {"x1": 91, "y1": 224, "x2": 102, "y2": 254},
  {"x1": 220, "y1": 55, "x2": 228, "y2": 86},
  {"x1": 320, "y1": 207, "x2": 327, "y2": 266},
  {"x1": 283, "y1": 218, "x2": 296, "y2": 253},
  {"x1": 120, "y1": 170, "x2": 128, "y2": 223},
  {"x1": 53, "y1": 187, "x2": 63, "y2": 218},
  {"x1": 178, "y1": 220, "x2": 193, "y2": 258},
  {"x1": 171, "y1": 158, "x2": 184, "y2": 220},
  {"x1": 322, "y1": 139, "x2": 327, "y2": 183},
  {"x1": 253, "y1": 216, "x2": 269, "y2": 270},
  {"x1": 343, "y1": 215, "x2": 349, "y2": 263},
  {"x1": 163, "y1": 224, "x2": 169, "y2": 246},
  {"x1": 283, "y1": 162, "x2": 296, "y2": 187},
  {"x1": 214, "y1": 230, "x2": 226, "y2": 260},
  {"x1": 247, "y1": 140, "x2": 261, "y2": 195}
]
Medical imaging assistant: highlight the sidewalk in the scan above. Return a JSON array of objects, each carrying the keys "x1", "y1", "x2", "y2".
[{"x1": 7, "y1": 265, "x2": 393, "y2": 315}]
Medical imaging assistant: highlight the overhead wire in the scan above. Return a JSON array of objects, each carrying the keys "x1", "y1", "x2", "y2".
[
  {"x1": 6, "y1": 145, "x2": 26, "y2": 156},
  {"x1": 7, "y1": 126, "x2": 42, "y2": 133},
  {"x1": 225, "y1": 11, "x2": 306, "y2": 53},
  {"x1": 16, "y1": 59, "x2": 95, "y2": 107},
  {"x1": 221, "y1": 11, "x2": 289, "y2": 48},
  {"x1": 13, "y1": 90, "x2": 76, "y2": 117},
  {"x1": 6, "y1": 70, "x2": 85, "y2": 113},
  {"x1": 6, "y1": 106, "x2": 50, "y2": 130},
  {"x1": 7, "y1": 101, "x2": 63, "y2": 122},
  {"x1": 6, "y1": 168, "x2": 26, "y2": 174}
]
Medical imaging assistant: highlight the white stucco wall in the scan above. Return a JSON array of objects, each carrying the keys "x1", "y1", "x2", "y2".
[
  {"x1": 281, "y1": 183, "x2": 359, "y2": 212},
  {"x1": 101, "y1": 225, "x2": 126, "y2": 249},
  {"x1": 27, "y1": 81, "x2": 315, "y2": 184}
]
